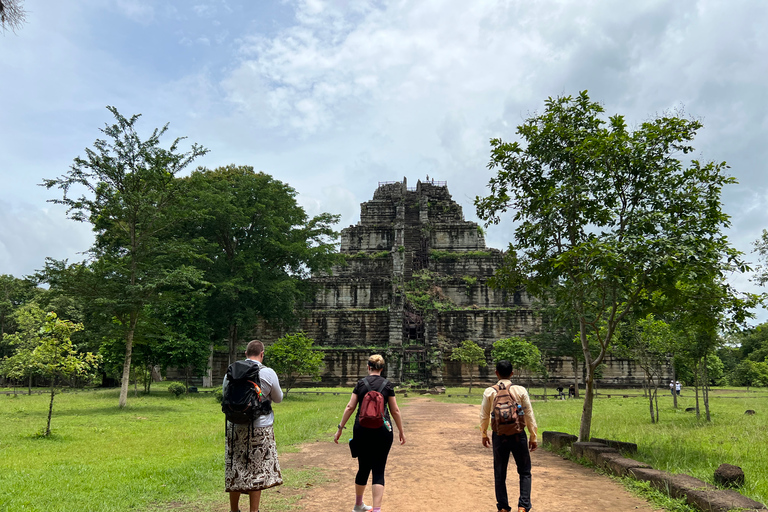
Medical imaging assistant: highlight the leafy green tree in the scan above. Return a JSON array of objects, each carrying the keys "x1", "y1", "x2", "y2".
[
  {"x1": 0, "y1": 302, "x2": 47, "y2": 393},
  {"x1": 0, "y1": 274, "x2": 37, "y2": 350},
  {"x1": 491, "y1": 336, "x2": 543, "y2": 385},
  {"x1": 476, "y1": 91, "x2": 749, "y2": 440},
  {"x1": 182, "y1": 166, "x2": 339, "y2": 364},
  {"x1": 2, "y1": 311, "x2": 100, "y2": 436},
  {"x1": 41, "y1": 107, "x2": 208, "y2": 408},
  {"x1": 615, "y1": 315, "x2": 674, "y2": 423},
  {"x1": 730, "y1": 359, "x2": 768, "y2": 389},
  {"x1": 450, "y1": 339, "x2": 487, "y2": 393},
  {"x1": 264, "y1": 332, "x2": 324, "y2": 393}
]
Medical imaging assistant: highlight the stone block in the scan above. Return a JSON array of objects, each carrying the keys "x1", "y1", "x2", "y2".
[
  {"x1": 571, "y1": 441, "x2": 608, "y2": 460},
  {"x1": 685, "y1": 488, "x2": 767, "y2": 512},
  {"x1": 543, "y1": 432, "x2": 577, "y2": 450},
  {"x1": 714, "y1": 463, "x2": 745, "y2": 488},
  {"x1": 598, "y1": 454, "x2": 652, "y2": 477},
  {"x1": 590, "y1": 437, "x2": 638, "y2": 455},
  {"x1": 542, "y1": 431, "x2": 567, "y2": 445},
  {"x1": 663, "y1": 474, "x2": 716, "y2": 499},
  {"x1": 583, "y1": 445, "x2": 619, "y2": 466}
]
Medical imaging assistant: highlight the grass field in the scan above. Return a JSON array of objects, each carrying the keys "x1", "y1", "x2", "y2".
[
  {"x1": 434, "y1": 384, "x2": 768, "y2": 506},
  {"x1": 2, "y1": 384, "x2": 766, "y2": 511},
  {"x1": 0, "y1": 385, "x2": 353, "y2": 512}
]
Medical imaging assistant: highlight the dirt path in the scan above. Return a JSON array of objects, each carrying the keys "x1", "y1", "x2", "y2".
[{"x1": 280, "y1": 397, "x2": 662, "y2": 512}]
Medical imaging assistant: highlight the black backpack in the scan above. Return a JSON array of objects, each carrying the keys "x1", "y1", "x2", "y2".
[{"x1": 221, "y1": 360, "x2": 272, "y2": 424}]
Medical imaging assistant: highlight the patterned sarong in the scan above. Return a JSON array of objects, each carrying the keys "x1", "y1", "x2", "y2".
[{"x1": 225, "y1": 423, "x2": 283, "y2": 492}]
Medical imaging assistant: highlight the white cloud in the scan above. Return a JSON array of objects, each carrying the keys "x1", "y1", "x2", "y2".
[{"x1": 116, "y1": 0, "x2": 155, "y2": 24}]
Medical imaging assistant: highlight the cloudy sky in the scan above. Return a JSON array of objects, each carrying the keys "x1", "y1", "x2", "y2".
[{"x1": 1, "y1": 0, "x2": 767, "y2": 322}]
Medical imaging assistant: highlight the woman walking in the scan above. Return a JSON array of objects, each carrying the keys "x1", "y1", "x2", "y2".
[{"x1": 334, "y1": 354, "x2": 405, "y2": 512}]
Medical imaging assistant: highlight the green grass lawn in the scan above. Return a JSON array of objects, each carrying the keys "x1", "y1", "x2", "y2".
[
  {"x1": 434, "y1": 385, "x2": 768, "y2": 506},
  {"x1": 2, "y1": 384, "x2": 766, "y2": 511},
  {"x1": 0, "y1": 384, "x2": 353, "y2": 512}
]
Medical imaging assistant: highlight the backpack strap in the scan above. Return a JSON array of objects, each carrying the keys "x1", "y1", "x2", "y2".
[
  {"x1": 362, "y1": 377, "x2": 373, "y2": 393},
  {"x1": 376, "y1": 379, "x2": 388, "y2": 394}
]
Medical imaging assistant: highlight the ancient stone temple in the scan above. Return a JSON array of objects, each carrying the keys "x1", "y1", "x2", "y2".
[
  {"x1": 195, "y1": 178, "x2": 670, "y2": 388},
  {"x1": 252, "y1": 178, "x2": 538, "y2": 386}
]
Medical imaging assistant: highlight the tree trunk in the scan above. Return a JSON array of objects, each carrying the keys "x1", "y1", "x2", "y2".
[
  {"x1": 703, "y1": 360, "x2": 711, "y2": 422},
  {"x1": 28, "y1": 373, "x2": 32, "y2": 395},
  {"x1": 671, "y1": 356, "x2": 678, "y2": 409},
  {"x1": 468, "y1": 367, "x2": 473, "y2": 394},
  {"x1": 228, "y1": 323, "x2": 238, "y2": 365},
  {"x1": 578, "y1": 370, "x2": 595, "y2": 441},
  {"x1": 46, "y1": 380, "x2": 55, "y2": 437},
  {"x1": 132, "y1": 364, "x2": 138, "y2": 398},
  {"x1": 646, "y1": 373, "x2": 655, "y2": 423},
  {"x1": 118, "y1": 312, "x2": 138, "y2": 408},
  {"x1": 694, "y1": 359, "x2": 701, "y2": 418},
  {"x1": 572, "y1": 357, "x2": 580, "y2": 399}
]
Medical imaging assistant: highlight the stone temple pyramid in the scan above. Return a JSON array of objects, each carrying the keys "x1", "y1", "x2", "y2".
[{"x1": 254, "y1": 177, "x2": 537, "y2": 386}]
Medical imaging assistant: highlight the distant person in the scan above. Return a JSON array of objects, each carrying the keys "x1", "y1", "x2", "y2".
[
  {"x1": 568, "y1": 384, "x2": 575, "y2": 399},
  {"x1": 676, "y1": 381, "x2": 682, "y2": 396},
  {"x1": 334, "y1": 354, "x2": 405, "y2": 512},
  {"x1": 223, "y1": 340, "x2": 283, "y2": 512},
  {"x1": 556, "y1": 385, "x2": 564, "y2": 400},
  {"x1": 670, "y1": 380, "x2": 675, "y2": 396},
  {"x1": 480, "y1": 360, "x2": 538, "y2": 512}
]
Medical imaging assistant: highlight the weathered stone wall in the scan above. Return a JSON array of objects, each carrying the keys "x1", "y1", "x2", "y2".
[
  {"x1": 329, "y1": 257, "x2": 393, "y2": 277},
  {"x1": 437, "y1": 309, "x2": 537, "y2": 347},
  {"x1": 429, "y1": 254, "x2": 503, "y2": 276},
  {"x1": 308, "y1": 278, "x2": 391, "y2": 309},
  {"x1": 430, "y1": 224, "x2": 486, "y2": 251},
  {"x1": 340, "y1": 225, "x2": 395, "y2": 252},
  {"x1": 299, "y1": 310, "x2": 391, "y2": 347}
]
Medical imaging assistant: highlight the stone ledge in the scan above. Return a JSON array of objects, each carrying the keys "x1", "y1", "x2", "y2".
[
  {"x1": 571, "y1": 441, "x2": 609, "y2": 459},
  {"x1": 597, "y1": 452, "x2": 652, "y2": 477},
  {"x1": 542, "y1": 431, "x2": 577, "y2": 450},
  {"x1": 590, "y1": 436, "x2": 638, "y2": 455},
  {"x1": 551, "y1": 434, "x2": 768, "y2": 512}
]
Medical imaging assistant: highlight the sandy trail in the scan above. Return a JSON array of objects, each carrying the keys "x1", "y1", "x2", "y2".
[{"x1": 280, "y1": 397, "x2": 662, "y2": 512}]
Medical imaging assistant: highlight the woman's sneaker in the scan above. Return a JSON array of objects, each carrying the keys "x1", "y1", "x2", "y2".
[{"x1": 352, "y1": 504, "x2": 372, "y2": 512}]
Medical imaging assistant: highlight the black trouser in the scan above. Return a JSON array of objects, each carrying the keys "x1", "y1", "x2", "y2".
[
  {"x1": 492, "y1": 431, "x2": 532, "y2": 512},
  {"x1": 353, "y1": 425, "x2": 393, "y2": 486}
]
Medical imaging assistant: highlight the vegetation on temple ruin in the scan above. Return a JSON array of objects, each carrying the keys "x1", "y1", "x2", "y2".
[
  {"x1": 343, "y1": 250, "x2": 391, "y2": 259},
  {"x1": 428, "y1": 249, "x2": 495, "y2": 260},
  {"x1": 404, "y1": 269, "x2": 458, "y2": 312}
]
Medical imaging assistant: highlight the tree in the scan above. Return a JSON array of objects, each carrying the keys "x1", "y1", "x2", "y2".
[
  {"x1": 476, "y1": 91, "x2": 748, "y2": 441},
  {"x1": 450, "y1": 339, "x2": 487, "y2": 393},
  {"x1": 0, "y1": 302, "x2": 47, "y2": 393},
  {"x1": 2, "y1": 311, "x2": 99, "y2": 436},
  {"x1": 264, "y1": 332, "x2": 324, "y2": 393},
  {"x1": 730, "y1": 359, "x2": 768, "y2": 389},
  {"x1": 42, "y1": 107, "x2": 208, "y2": 408},
  {"x1": 0, "y1": 0, "x2": 26, "y2": 33},
  {"x1": 181, "y1": 166, "x2": 339, "y2": 364},
  {"x1": 615, "y1": 315, "x2": 674, "y2": 423},
  {"x1": 0, "y1": 274, "x2": 37, "y2": 349},
  {"x1": 491, "y1": 337, "x2": 543, "y2": 385}
]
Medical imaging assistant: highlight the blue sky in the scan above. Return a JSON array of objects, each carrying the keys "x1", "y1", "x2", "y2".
[{"x1": 2, "y1": 0, "x2": 767, "y2": 322}]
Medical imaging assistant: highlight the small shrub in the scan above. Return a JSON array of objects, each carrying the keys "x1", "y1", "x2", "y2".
[
  {"x1": 167, "y1": 382, "x2": 185, "y2": 397},
  {"x1": 214, "y1": 389, "x2": 223, "y2": 403}
]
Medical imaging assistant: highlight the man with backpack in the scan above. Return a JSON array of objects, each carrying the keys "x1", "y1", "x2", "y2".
[
  {"x1": 222, "y1": 340, "x2": 283, "y2": 512},
  {"x1": 479, "y1": 360, "x2": 538, "y2": 512}
]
